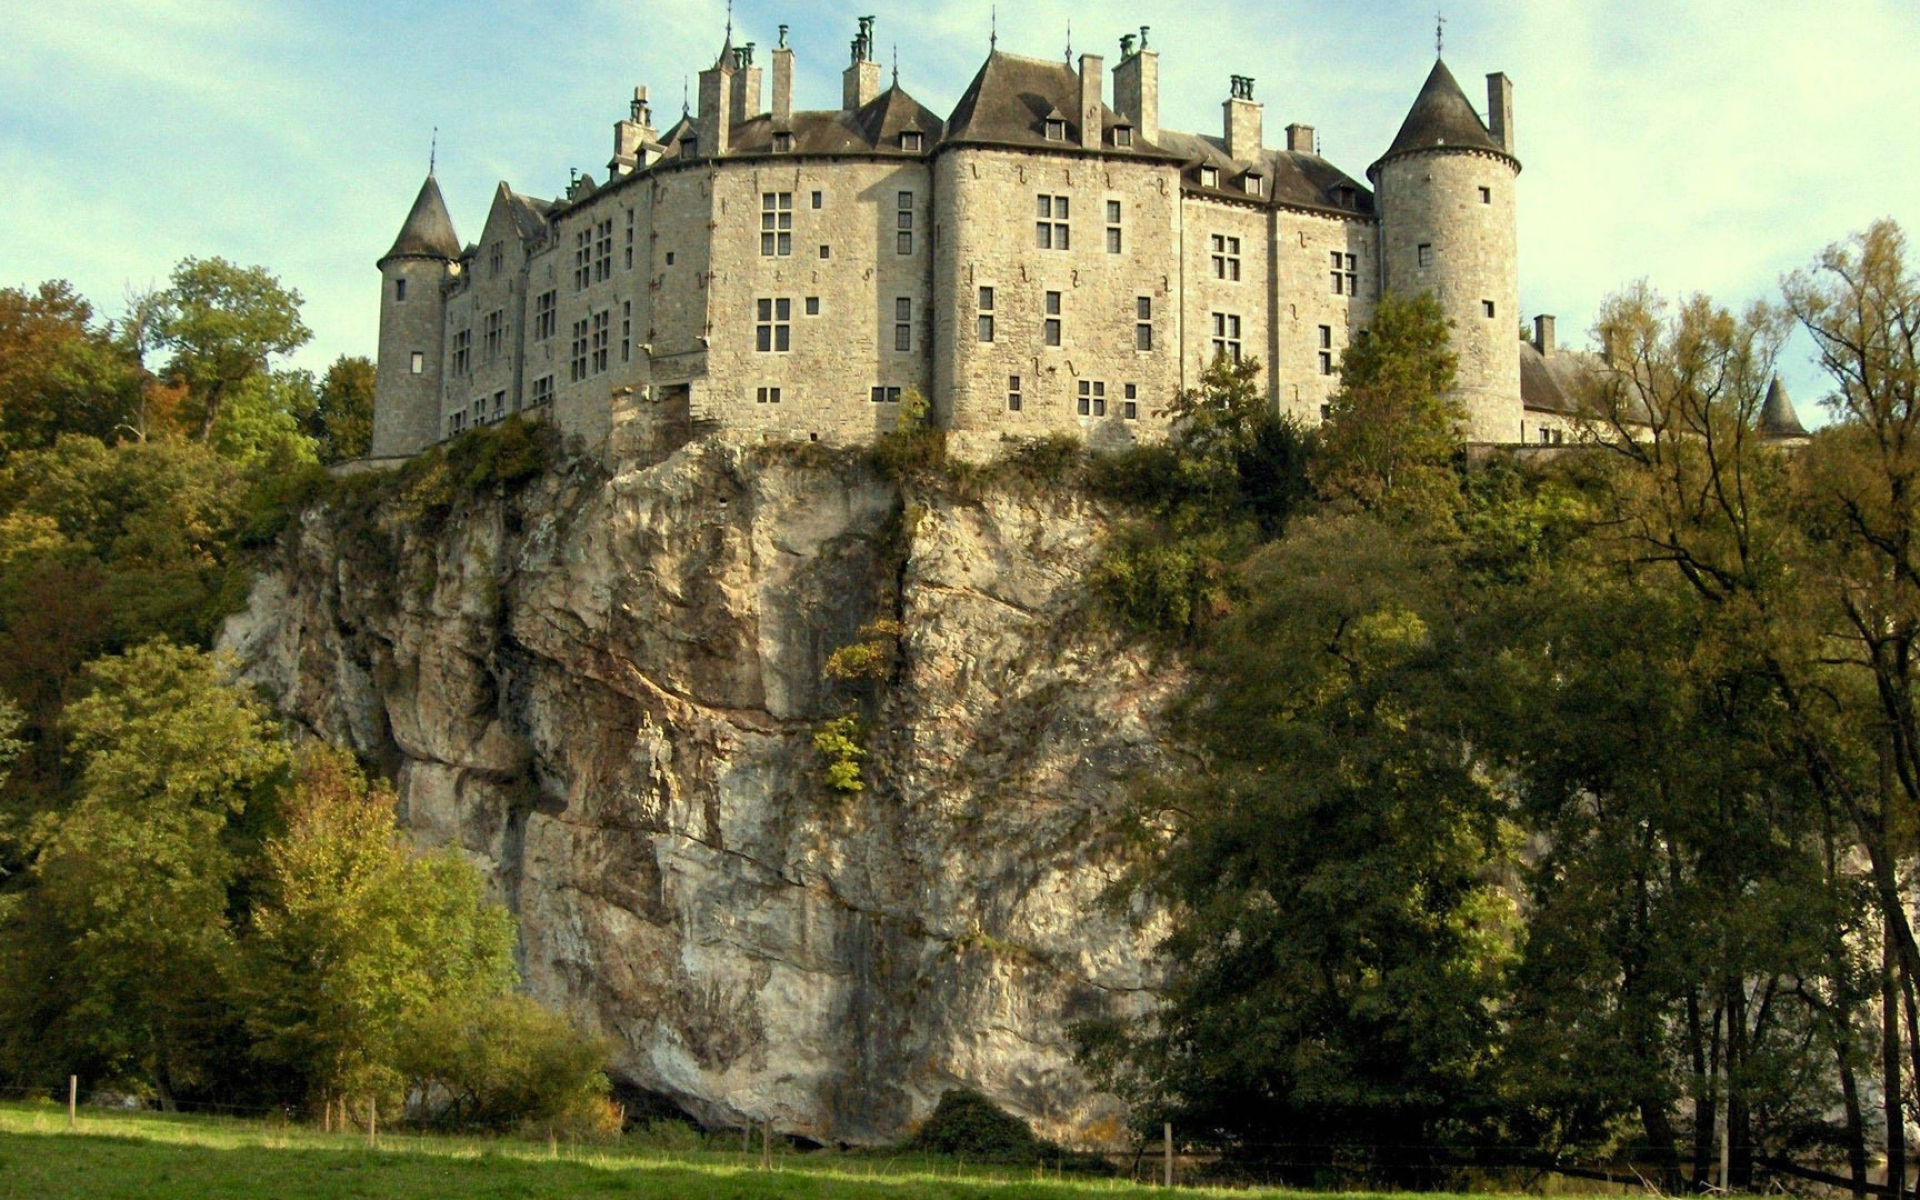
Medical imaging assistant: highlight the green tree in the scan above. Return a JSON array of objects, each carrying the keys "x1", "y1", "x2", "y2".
[
  {"x1": 398, "y1": 993, "x2": 610, "y2": 1134},
  {"x1": 145, "y1": 258, "x2": 311, "y2": 442},
  {"x1": 2, "y1": 641, "x2": 289, "y2": 1102},
  {"x1": 1311, "y1": 291, "x2": 1464, "y2": 522},
  {"x1": 308, "y1": 355, "x2": 376, "y2": 464},
  {"x1": 238, "y1": 745, "x2": 516, "y2": 1111},
  {"x1": 0, "y1": 282, "x2": 142, "y2": 460}
]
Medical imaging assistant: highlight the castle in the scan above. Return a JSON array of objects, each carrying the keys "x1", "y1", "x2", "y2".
[{"x1": 368, "y1": 17, "x2": 1621, "y2": 463}]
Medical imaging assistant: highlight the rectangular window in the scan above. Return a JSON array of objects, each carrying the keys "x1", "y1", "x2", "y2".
[
  {"x1": 621, "y1": 300, "x2": 631, "y2": 362},
  {"x1": 1330, "y1": 251, "x2": 1358, "y2": 296},
  {"x1": 1007, "y1": 375, "x2": 1022, "y2": 411},
  {"x1": 977, "y1": 286, "x2": 994, "y2": 343},
  {"x1": 1045, "y1": 117, "x2": 1067, "y2": 141},
  {"x1": 533, "y1": 290, "x2": 557, "y2": 341},
  {"x1": 1417, "y1": 243, "x2": 1434, "y2": 268},
  {"x1": 409, "y1": 350, "x2": 424, "y2": 374},
  {"x1": 1483, "y1": 299, "x2": 1497, "y2": 318},
  {"x1": 594, "y1": 220, "x2": 613, "y2": 282},
  {"x1": 471, "y1": 397, "x2": 483, "y2": 422},
  {"x1": 591, "y1": 310, "x2": 610, "y2": 373},
  {"x1": 482, "y1": 309, "x2": 505, "y2": 363},
  {"x1": 1135, "y1": 296, "x2": 1153, "y2": 351},
  {"x1": 530, "y1": 375, "x2": 553, "y2": 407},
  {"x1": 570, "y1": 319, "x2": 588, "y2": 381},
  {"x1": 755, "y1": 297, "x2": 792, "y2": 352},
  {"x1": 773, "y1": 131, "x2": 793, "y2": 152},
  {"x1": 624, "y1": 209, "x2": 635, "y2": 269},
  {"x1": 761, "y1": 192, "x2": 793, "y2": 257},
  {"x1": 810, "y1": 190, "x2": 822, "y2": 209},
  {"x1": 894, "y1": 297, "x2": 912, "y2": 352},
  {"x1": 870, "y1": 386, "x2": 902, "y2": 403},
  {"x1": 394, "y1": 277, "x2": 408, "y2": 302},
  {"x1": 805, "y1": 296, "x2": 820, "y2": 316},
  {"x1": 1211, "y1": 312, "x2": 1242, "y2": 362},
  {"x1": 1115, "y1": 126, "x2": 1133, "y2": 147},
  {"x1": 1211, "y1": 235, "x2": 1241, "y2": 281},
  {"x1": 573, "y1": 229, "x2": 591, "y2": 290},
  {"x1": 449, "y1": 410, "x2": 466, "y2": 435},
  {"x1": 1479, "y1": 186, "x2": 1492, "y2": 204},
  {"x1": 1199, "y1": 166, "x2": 1219, "y2": 188},
  {"x1": 1106, "y1": 200, "x2": 1122, "y2": 254},
  {"x1": 665, "y1": 251, "x2": 675, "y2": 265},
  {"x1": 1077, "y1": 379, "x2": 1106, "y2": 417},
  {"x1": 1036, "y1": 195, "x2": 1069, "y2": 250},
  {"x1": 489, "y1": 243, "x2": 504, "y2": 279},
  {"x1": 819, "y1": 244, "x2": 830, "y2": 259},
  {"x1": 1318, "y1": 324, "x2": 1334, "y2": 376},
  {"x1": 901, "y1": 131, "x2": 923, "y2": 152},
  {"x1": 452, "y1": 328, "x2": 471, "y2": 376},
  {"x1": 491, "y1": 389, "x2": 506, "y2": 421},
  {"x1": 896, "y1": 191, "x2": 914, "y2": 256},
  {"x1": 1043, "y1": 291, "x2": 1062, "y2": 347},
  {"x1": 756, "y1": 386, "x2": 782, "y2": 404},
  {"x1": 1123, "y1": 383, "x2": 1138, "y2": 420}
]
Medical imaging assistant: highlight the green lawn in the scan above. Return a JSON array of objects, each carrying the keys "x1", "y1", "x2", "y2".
[{"x1": 0, "y1": 1101, "x2": 1456, "y2": 1200}]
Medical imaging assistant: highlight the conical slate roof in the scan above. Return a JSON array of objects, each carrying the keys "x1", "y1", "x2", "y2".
[
  {"x1": 1371, "y1": 58, "x2": 1505, "y2": 174},
  {"x1": 381, "y1": 173, "x2": 461, "y2": 263},
  {"x1": 1759, "y1": 377, "x2": 1810, "y2": 439}
]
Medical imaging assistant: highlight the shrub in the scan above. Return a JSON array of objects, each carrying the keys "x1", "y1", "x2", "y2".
[
  {"x1": 870, "y1": 390, "x2": 945, "y2": 478},
  {"x1": 910, "y1": 1088, "x2": 1049, "y2": 1162},
  {"x1": 813, "y1": 715, "x2": 867, "y2": 794},
  {"x1": 398, "y1": 992, "x2": 611, "y2": 1135},
  {"x1": 1089, "y1": 522, "x2": 1242, "y2": 637}
]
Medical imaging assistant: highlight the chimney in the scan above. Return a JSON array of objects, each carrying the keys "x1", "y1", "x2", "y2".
[
  {"x1": 1487, "y1": 72, "x2": 1514, "y2": 155},
  {"x1": 612, "y1": 86, "x2": 654, "y2": 174},
  {"x1": 1533, "y1": 314, "x2": 1556, "y2": 357},
  {"x1": 1111, "y1": 28, "x2": 1158, "y2": 143},
  {"x1": 1078, "y1": 54, "x2": 1104, "y2": 150},
  {"x1": 729, "y1": 45, "x2": 762, "y2": 125},
  {"x1": 843, "y1": 15, "x2": 880, "y2": 109},
  {"x1": 772, "y1": 38, "x2": 794, "y2": 123},
  {"x1": 1285, "y1": 123, "x2": 1314, "y2": 154},
  {"x1": 697, "y1": 56, "x2": 731, "y2": 156},
  {"x1": 1223, "y1": 74, "x2": 1262, "y2": 162}
]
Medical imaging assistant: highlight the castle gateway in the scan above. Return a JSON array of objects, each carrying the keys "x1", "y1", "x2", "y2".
[{"x1": 371, "y1": 18, "x2": 1573, "y2": 463}]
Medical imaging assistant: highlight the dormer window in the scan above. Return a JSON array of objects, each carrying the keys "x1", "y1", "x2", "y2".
[
  {"x1": 900, "y1": 131, "x2": 924, "y2": 152},
  {"x1": 1114, "y1": 124, "x2": 1134, "y2": 148},
  {"x1": 1199, "y1": 166, "x2": 1220, "y2": 188},
  {"x1": 773, "y1": 131, "x2": 794, "y2": 152},
  {"x1": 680, "y1": 134, "x2": 697, "y2": 156},
  {"x1": 1045, "y1": 117, "x2": 1068, "y2": 142},
  {"x1": 1334, "y1": 185, "x2": 1357, "y2": 208},
  {"x1": 1244, "y1": 171, "x2": 1264, "y2": 197}
]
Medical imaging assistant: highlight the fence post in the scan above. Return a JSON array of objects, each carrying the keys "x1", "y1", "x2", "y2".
[
  {"x1": 368, "y1": 1096, "x2": 377, "y2": 1150},
  {"x1": 68, "y1": 1075, "x2": 76, "y2": 1130},
  {"x1": 762, "y1": 1117, "x2": 773, "y2": 1170},
  {"x1": 1164, "y1": 1122, "x2": 1173, "y2": 1188}
]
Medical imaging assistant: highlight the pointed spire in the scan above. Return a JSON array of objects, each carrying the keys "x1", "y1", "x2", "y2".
[
  {"x1": 381, "y1": 170, "x2": 461, "y2": 264},
  {"x1": 989, "y1": 5, "x2": 996, "y2": 51},
  {"x1": 1759, "y1": 376, "x2": 1811, "y2": 440},
  {"x1": 1372, "y1": 57, "x2": 1505, "y2": 173},
  {"x1": 716, "y1": 0, "x2": 735, "y2": 67}
]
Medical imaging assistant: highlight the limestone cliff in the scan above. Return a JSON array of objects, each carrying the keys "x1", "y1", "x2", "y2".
[{"x1": 221, "y1": 438, "x2": 1177, "y2": 1144}]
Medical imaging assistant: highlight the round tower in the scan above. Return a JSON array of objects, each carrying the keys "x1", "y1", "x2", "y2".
[
  {"x1": 371, "y1": 170, "x2": 461, "y2": 458},
  {"x1": 1369, "y1": 60, "x2": 1521, "y2": 444}
]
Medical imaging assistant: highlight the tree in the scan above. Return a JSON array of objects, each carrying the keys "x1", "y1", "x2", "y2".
[
  {"x1": 238, "y1": 745, "x2": 516, "y2": 1111},
  {"x1": 1311, "y1": 291, "x2": 1464, "y2": 522},
  {"x1": 145, "y1": 258, "x2": 311, "y2": 442},
  {"x1": 398, "y1": 993, "x2": 611, "y2": 1134},
  {"x1": 0, "y1": 282, "x2": 142, "y2": 459},
  {"x1": 4, "y1": 641, "x2": 289, "y2": 1102},
  {"x1": 308, "y1": 356, "x2": 375, "y2": 464}
]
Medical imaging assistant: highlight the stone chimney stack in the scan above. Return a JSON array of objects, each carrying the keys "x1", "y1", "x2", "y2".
[
  {"x1": 1112, "y1": 27, "x2": 1158, "y2": 143},
  {"x1": 771, "y1": 31, "x2": 794, "y2": 123},
  {"x1": 1223, "y1": 74, "x2": 1262, "y2": 161},
  {"x1": 611, "y1": 87, "x2": 657, "y2": 176},
  {"x1": 1285, "y1": 123, "x2": 1314, "y2": 154},
  {"x1": 696, "y1": 54, "x2": 731, "y2": 156},
  {"x1": 843, "y1": 16, "x2": 880, "y2": 110},
  {"x1": 729, "y1": 45, "x2": 762, "y2": 125},
  {"x1": 1534, "y1": 314, "x2": 1556, "y2": 357},
  {"x1": 1487, "y1": 72, "x2": 1515, "y2": 154},
  {"x1": 1077, "y1": 53, "x2": 1103, "y2": 149}
]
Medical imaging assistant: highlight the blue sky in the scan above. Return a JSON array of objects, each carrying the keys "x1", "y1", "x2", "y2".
[{"x1": 6, "y1": 0, "x2": 1918, "y2": 416}]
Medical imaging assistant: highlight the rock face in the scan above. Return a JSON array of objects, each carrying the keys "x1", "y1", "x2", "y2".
[{"x1": 222, "y1": 439, "x2": 1176, "y2": 1144}]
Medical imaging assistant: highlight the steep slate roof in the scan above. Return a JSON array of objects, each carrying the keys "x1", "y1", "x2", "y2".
[
  {"x1": 945, "y1": 51, "x2": 1136, "y2": 152},
  {"x1": 1371, "y1": 58, "x2": 1506, "y2": 174},
  {"x1": 727, "y1": 86, "x2": 946, "y2": 156},
  {"x1": 382, "y1": 173, "x2": 461, "y2": 262},
  {"x1": 1520, "y1": 341, "x2": 1657, "y2": 425},
  {"x1": 1759, "y1": 377, "x2": 1810, "y2": 439},
  {"x1": 1153, "y1": 129, "x2": 1373, "y2": 215}
]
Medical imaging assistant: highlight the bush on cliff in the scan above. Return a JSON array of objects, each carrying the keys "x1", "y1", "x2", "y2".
[{"x1": 908, "y1": 1088, "x2": 1051, "y2": 1163}]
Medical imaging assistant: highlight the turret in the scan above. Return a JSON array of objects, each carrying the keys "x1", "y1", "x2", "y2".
[
  {"x1": 1369, "y1": 59, "x2": 1522, "y2": 444},
  {"x1": 371, "y1": 169, "x2": 460, "y2": 458},
  {"x1": 1758, "y1": 376, "x2": 1811, "y2": 445}
]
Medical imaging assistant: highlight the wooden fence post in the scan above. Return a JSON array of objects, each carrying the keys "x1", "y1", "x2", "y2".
[
  {"x1": 762, "y1": 1117, "x2": 773, "y2": 1170},
  {"x1": 368, "y1": 1096, "x2": 377, "y2": 1150},
  {"x1": 68, "y1": 1076, "x2": 76, "y2": 1130},
  {"x1": 1164, "y1": 1122, "x2": 1174, "y2": 1188}
]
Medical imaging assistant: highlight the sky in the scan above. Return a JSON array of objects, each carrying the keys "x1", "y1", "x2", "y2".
[{"x1": 5, "y1": 0, "x2": 1918, "y2": 417}]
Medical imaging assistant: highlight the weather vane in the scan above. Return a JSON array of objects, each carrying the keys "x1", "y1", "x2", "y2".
[
  {"x1": 429, "y1": 127, "x2": 438, "y2": 174},
  {"x1": 1436, "y1": 11, "x2": 1446, "y2": 55}
]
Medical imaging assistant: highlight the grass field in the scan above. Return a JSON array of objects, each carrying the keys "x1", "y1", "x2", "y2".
[{"x1": 0, "y1": 1101, "x2": 1474, "y2": 1200}]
